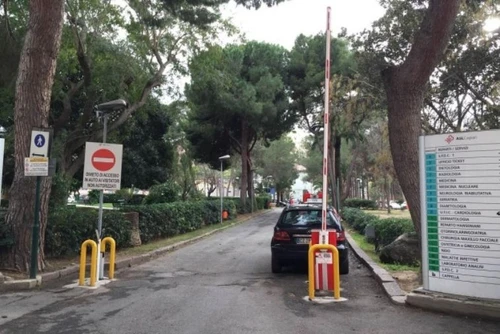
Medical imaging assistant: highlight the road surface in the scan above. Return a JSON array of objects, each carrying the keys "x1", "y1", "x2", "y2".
[{"x1": 1, "y1": 209, "x2": 499, "y2": 333}]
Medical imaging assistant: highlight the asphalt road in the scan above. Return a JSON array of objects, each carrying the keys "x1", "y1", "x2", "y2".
[{"x1": 1, "y1": 208, "x2": 499, "y2": 334}]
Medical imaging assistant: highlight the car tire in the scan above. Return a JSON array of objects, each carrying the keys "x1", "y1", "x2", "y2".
[
  {"x1": 271, "y1": 255, "x2": 282, "y2": 274},
  {"x1": 340, "y1": 256, "x2": 349, "y2": 275}
]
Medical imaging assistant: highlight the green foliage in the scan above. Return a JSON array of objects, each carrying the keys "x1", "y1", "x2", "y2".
[
  {"x1": 343, "y1": 198, "x2": 378, "y2": 210},
  {"x1": 144, "y1": 181, "x2": 181, "y2": 204},
  {"x1": 185, "y1": 41, "x2": 295, "y2": 169},
  {"x1": 256, "y1": 195, "x2": 271, "y2": 209},
  {"x1": 371, "y1": 217, "x2": 415, "y2": 249},
  {"x1": 254, "y1": 137, "x2": 298, "y2": 198},
  {"x1": 49, "y1": 173, "x2": 78, "y2": 209},
  {"x1": 119, "y1": 101, "x2": 175, "y2": 189},
  {"x1": 45, "y1": 207, "x2": 131, "y2": 257},
  {"x1": 88, "y1": 190, "x2": 100, "y2": 204},
  {"x1": 342, "y1": 208, "x2": 414, "y2": 250}
]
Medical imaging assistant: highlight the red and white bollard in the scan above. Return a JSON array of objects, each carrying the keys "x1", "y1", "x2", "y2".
[{"x1": 311, "y1": 229, "x2": 337, "y2": 291}]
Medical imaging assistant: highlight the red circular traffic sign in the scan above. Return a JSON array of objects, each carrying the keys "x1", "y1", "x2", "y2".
[{"x1": 91, "y1": 149, "x2": 115, "y2": 171}]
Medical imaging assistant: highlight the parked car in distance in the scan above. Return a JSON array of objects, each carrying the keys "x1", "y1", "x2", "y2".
[
  {"x1": 270, "y1": 203, "x2": 349, "y2": 274},
  {"x1": 389, "y1": 200, "x2": 402, "y2": 210}
]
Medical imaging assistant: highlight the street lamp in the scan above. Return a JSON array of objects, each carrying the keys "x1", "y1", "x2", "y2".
[
  {"x1": 0, "y1": 126, "x2": 6, "y2": 208},
  {"x1": 94, "y1": 99, "x2": 128, "y2": 280},
  {"x1": 219, "y1": 154, "x2": 230, "y2": 224}
]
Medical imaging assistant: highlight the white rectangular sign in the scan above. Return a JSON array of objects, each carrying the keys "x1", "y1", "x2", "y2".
[
  {"x1": 419, "y1": 129, "x2": 500, "y2": 300},
  {"x1": 24, "y1": 157, "x2": 49, "y2": 176},
  {"x1": 82, "y1": 142, "x2": 123, "y2": 190},
  {"x1": 30, "y1": 130, "x2": 50, "y2": 157}
]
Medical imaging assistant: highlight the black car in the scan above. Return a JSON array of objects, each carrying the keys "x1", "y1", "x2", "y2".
[{"x1": 270, "y1": 204, "x2": 349, "y2": 274}]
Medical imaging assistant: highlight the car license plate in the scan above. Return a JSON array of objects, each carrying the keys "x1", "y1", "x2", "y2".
[{"x1": 295, "y1": 237, "x2": 310, "y2": 244}]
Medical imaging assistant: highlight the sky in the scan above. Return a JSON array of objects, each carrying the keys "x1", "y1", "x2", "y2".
[
  {"x1": 219, "y1": 0, "x2": 385, "y2": 147},
  {"x1": 222, "y1": 0, "x2": 385, "y2": 50}
]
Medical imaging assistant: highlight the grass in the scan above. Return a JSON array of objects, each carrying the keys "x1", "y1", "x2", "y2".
[
  {"x1": 363, "y1": 209, "x2": 411, "y2": 219},
  {"x1": 74, "y1": 203, "x2": 114, "y2": 209},
  {"x1": 346, "y1": 224, "x2": 419, "y2": 273}
]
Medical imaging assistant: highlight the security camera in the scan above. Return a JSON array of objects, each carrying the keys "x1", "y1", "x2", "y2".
[{"x1": 96, "y1": 99, "x2": 128, "y2": 112}]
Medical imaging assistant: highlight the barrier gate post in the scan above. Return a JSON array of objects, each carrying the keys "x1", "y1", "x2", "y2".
[
  {"x1": 311, "y1": 229, "x2": 337, "y2": 291},
  {"x1": 308, "y1": 243, "x2": 340, "y2": 301}
]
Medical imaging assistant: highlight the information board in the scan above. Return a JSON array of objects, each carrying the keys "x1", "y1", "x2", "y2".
[
  {"x1": 24, "y1": 157, "x2": 49, "y2": 176},
  {"x1": 419, "y1": 130, "x2": 500, "y2": 299}
]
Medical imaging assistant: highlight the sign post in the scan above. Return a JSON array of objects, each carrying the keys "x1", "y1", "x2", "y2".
[
  {"x1": 419, "y1": 129, "x2": 500, "y2": 300},
  {"x1": 83, "y1": 141, "x2": 122, "y2": 281},
  {"x1": 27, "y1": 129, "x2": 51, "y2": 279}
]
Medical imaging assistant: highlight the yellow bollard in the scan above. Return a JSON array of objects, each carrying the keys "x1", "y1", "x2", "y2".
[
  {"x1": 79, "y1": 240, "x2": 98, "y2": 287},
  {"x1": 308, "y1": 244, "x2": 340, "y2": 300},
  {"x1": 101, "y1": 237, "x2": 116, "y2": 279}
]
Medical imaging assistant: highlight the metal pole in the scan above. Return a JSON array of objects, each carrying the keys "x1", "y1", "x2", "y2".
[
  {"x1": 321, "y1": 7, "x2": 331, "y2": 233},
  {"x1": 97, "y1": 113, "x2": 107, "y2": 280},
  {"x1": 30, "y1": 176, "x2": 41, "y2": 279},
  {"x1": 220, "y1": 160, "x2": 223, "y2": 224}
]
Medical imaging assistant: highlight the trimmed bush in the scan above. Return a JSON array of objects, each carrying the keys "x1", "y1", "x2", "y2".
[
  {"x1": 45, "y1": 207, "x2": 131, "y2": 257},
  {"x1": 122, "y1": 200, "x2": 231, "y2": 243},
  {"x1": 341, "y1": 207, "x2": 415, "y2": 251},
  {"x1": 144, "y1": 181, "x2": 181, "y2": 204},
  {"x1": 343, "y1": 198, "x2": 378, "y2": 210},
  {"x1": 371, "y1": 217, "x2": 415, "y2": 249}
]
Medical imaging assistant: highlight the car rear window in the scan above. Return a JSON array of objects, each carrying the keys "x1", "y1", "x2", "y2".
[{"x1": 280, "y1": 209, "x2": 338, "y2": 227}]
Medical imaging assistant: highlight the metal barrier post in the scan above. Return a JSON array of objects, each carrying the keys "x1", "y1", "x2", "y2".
[
  {"x1": 79, "y1": 240, "x2": 98, "y2": 287},
  {"x1": 101, "y1": 237, "x2": 116, "y2": 279},
  {"x1": 308, "y1": 244, "x2": 340, "y2": 300}
]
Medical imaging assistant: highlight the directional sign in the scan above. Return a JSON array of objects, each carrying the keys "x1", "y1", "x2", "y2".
[
  {"x1": 419, "y1": 129, "x2": 500, "y2": 300},
  {"x1": 30, "y1": 130, "x2": 50, "y2": 157},
  {"x1": 83, "y1": 142, "x2": 123, "y2": 190}
]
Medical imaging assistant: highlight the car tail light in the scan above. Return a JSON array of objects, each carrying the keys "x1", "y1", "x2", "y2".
[
  {"x1": 336, "y1": 230, "x2": 346, "y2": 242},
  {"x1": 273, "y1": 230, "x2": 290, "y2": 241}
]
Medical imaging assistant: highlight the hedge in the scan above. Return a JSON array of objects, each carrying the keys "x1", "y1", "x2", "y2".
[
  {"x1": 206, "y1": 195, "x2": 270, "y2": 214},
  {"x1": 45, "y1": 207, "x2": 131, "y2": 257},
  {"x1": 341, "y1": 207, "x2": 415, "y2": 250},
  {"x1": 343, "y1": 198, "x2": 378, "y2": 210},
  {"x1": 1, "y1": 195, "x2": 271, "y2": 258}
]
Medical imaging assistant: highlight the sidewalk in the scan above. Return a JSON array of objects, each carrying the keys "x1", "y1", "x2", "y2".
[{"x1": 346, "y1": 231, "x2": 500, "y2": 320}]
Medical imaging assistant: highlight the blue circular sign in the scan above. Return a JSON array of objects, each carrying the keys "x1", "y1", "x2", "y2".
[{"x1": 34, "y1": 134, "x2": 45, "y2": 148}]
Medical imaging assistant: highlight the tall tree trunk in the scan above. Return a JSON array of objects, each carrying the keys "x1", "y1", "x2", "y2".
[
  {"x1": 240, "y1": 120, "x2": 249, "y2": 207},
  {"x1": 382, "y1": 0, "x2": 460, "y2": 236},
  {"x1": 1, "y1": 0, "x2": 65, "y2": 272},
  {"x1": 247, "y1": 164, "x2": 254, "y2": 211},
  {"x1": 385, "y1": 175, "x2": 391, "y2": 214}
]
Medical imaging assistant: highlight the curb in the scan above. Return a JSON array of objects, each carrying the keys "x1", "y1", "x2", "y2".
[
  {"x1": 345, "y1": 231, "x2": 407, "y2": 305},
  {"x1": 1, "y1": 211, "x2": 268, "y2": 292},
  {"x1": 406, "y1": 288, "x2": 500, "y2": 321}
]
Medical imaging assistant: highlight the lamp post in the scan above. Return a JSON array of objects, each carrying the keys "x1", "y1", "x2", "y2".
[
  {"x1": 94, "y1": 99, "x2": 128, "y2": 280},
  {"x1": 219, "y1": 154, "x2": 230, "y2": 223},
  {"x1": 0, "y1": 126, "x2": 5, "y2": 208}
]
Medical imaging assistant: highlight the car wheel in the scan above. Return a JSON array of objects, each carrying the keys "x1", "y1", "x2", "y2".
[
  {"x1": 340, "y1": 256, "x2": 349, "y2": 275},
  {"x1": 271, "y1": 255, "x2": 282, "y2": 274}
]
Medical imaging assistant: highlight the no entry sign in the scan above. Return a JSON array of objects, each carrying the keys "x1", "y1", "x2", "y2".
[
  {"x1": 92, "y1": 149, "x2": 116, "y2": 171},
  {"x1": 83, "y1": 142, "x2": 123, "y2": 190}
]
